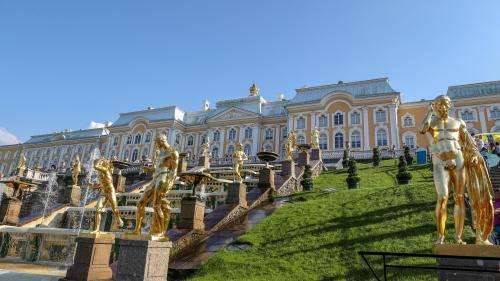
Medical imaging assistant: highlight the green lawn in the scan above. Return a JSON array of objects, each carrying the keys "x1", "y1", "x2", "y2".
[{"x1": 190, "y1": 160, "x2": 474, "y2": 281}]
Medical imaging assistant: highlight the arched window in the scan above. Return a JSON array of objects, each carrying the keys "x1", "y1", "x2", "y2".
[
  {"x1": 403, "y1": 116, "x2": 414, "y2": 127},
  {"x1": 319, "y1": 134, "x2": 328, "y2": 150},
  {"x1": 297, "y1": 135, "x2": 305, "y2": 145},
  {"x1": 213, "y1": 130, "x2": 220, "y2": 142},
  {"x1": 375, "y1": 109, "x2": 386, "y2": 123},
  {"x1": 126, "y1": 135, "x2": 132, "y2": 144},
  {"x1": 282, "y1": 127, "x2": 288, "y2": 139},
  {"x1": 376, "y1": 129, "x2": 388, "y2": 147},
  {"x1": 244, "y1": 127, "x2": 253, "y2": 139},
  {"x1": 350, "y1": 112, "x2": 361, "y2": 125},
  {"x1": 175, "y1": 133, "x2": 181, "y2": 145},
  {"x1": 131, "y1": 149, "x2": 139, "y2": 162},
  {"x1": 211, "y1": 147, "x2": 219, "y2": 158},
  {"x1": 244, "y1": 144, "x2": 252, "y2": 156},
  {"x1": 134, "y1": 134, "x2": 142, "y2": 144},
  {"x1": 461, "y1": 109, "x2": 474, "y2": 121},
  {"x1": 296, "y1": 117, "x2": 306, "y2": 129},
  {"x1": 201, "y1": 134, "x2": 207, "y2": 144},
  {"x1": 318, "y1": 115, "x2": 328, "y2": 127},
  {"x1": 350, "y1": 131, "x2": 361, "y2": 149},
  {"x1": 334, "y1": 113, "x2": 344, "y2": 125},
  {"x1": 227, "y1": 145, "x2": 235, "y2": 155},
  {"x1": 404, "y1": 135, "x2": 416, "y2": 149},
  {"x1": 334, "y1": 132, "x2": 344, "y2": 149},
  {"x1": 187, "y1": 135, "x2": 194, "y2": 146},
  {"x1": 145, "y1": 132, "x2": 152, "y2": 143},
  {"x1": 265, "y1": 128, "x2": 274, "y2": 140},
  {"x1": 228, "y1": 129, "x2": 237, "y2": 141},
  {"x1": 490, "y1": 106, "x2": 500, "y2": 119}
]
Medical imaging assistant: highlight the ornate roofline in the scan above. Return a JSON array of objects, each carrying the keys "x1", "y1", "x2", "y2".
[{"x1": 295, "y1": 77, "x2": 391, "y2": 93}]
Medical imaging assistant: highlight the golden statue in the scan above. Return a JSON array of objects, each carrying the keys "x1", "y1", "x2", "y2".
[
  {"x1": 249, "y1": 83, "x2": 259, "y2": 96},
  {"x1": 17, "y1": 153, "x2": 26, "y2": 174},
  {"x1": 420, "y1": 95, "x2": 494, "y2": 245},
  {"x1": 233, "y1": 142, "x2": 248, "y2": 181},
  {"x1": 285, "y1": 130, "x2": 297, "y2": 160},
  {"x1": 91, "y1": 158, "x2": 124, "y2": 232},
  {"x1": 133, "y1": 135, "x2": 178, "y2": 240},
  {"x1": 311, "y1": 129, "x2": 320, "y2": 149},
  {"x1": 71, "y1": 155, "x2": 81, "y2": 186},
  {"x1": 201, "y1": 141, "x2": 210, "y2": 158}
]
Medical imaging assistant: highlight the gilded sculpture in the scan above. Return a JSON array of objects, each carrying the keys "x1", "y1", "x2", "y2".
[
  {"x1": 311, "y1": 129, "x2": 320, "y2": 149},
  {"x1": 91, "y1": 158, "x2": 124, "y2": 232},
  {"x1": 285, "y1": 130, "x2": 297, "y2": 160},
  {"x1": 17, "y1": 153, "x2": 26, "y2": 174},
  {"x1": 233, "y1": 142, "x2": 248, "y2": 181},
  {"x1": 420, "y1": 95, "x2": 494, "y2": 245},
  {"x1": 133, "y1": 135, "x2": 179, "y2": 241},
  {"x1": 71, "y1": 155, "x2": 81, "y2": 186}
]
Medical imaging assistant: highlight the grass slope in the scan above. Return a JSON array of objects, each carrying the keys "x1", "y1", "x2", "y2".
[{"x1": 191, "y1": 160, "x2": 474, "y2": 281}]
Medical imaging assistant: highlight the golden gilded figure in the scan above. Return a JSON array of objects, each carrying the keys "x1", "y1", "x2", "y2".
[
  {"x1": 311, "y1": 129, "x2": 320, "y2": 149},
  {"x1": 133, "y1": 135, "x2": 179, "y2": 240},
  {"x1": 233, "y1": 142, "x2": 248, "y2": 181},
  {"x1": 17, "y1": 153, "x2": 26, "y2": 174},
  {"x1": 420, "y1": 95, "x2": 494, "y2": 245},
  {"x1": 91, "y1": 158, "x2": 124, "y2": 232},
  {"x1": 71, "y1": 155, "x2": 81, "y2": 186},
  {"x1": 285, "y1": 130, "x2": 297, "y2": 160}
]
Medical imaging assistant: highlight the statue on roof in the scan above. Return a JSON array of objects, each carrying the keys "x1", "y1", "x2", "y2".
[
  {"x1": 420, "y1": 95, "x2": 494, "y2": 245},
  {"x1": 249, "y1": 83, "x2": 260, "y2": 96}
]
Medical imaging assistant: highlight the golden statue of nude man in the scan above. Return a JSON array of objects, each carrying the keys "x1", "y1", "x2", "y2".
[
  {"x1": 133, "y1": 135, "x2": 179, "y2": 241},
  {"x1": 285, "y1": 130, "x2": 297, "y2": 160},
  {"x1": 232, "y1": 142, "x2": 248, "y2": 181},
  {"x1": 91, "y1": 158, "x2": 124, "y2": 232},
  {"x1": 420, "y1": 95, "x2": 494, "y2": 245},
  {"x1": 71, "y1": 155, "x2": 81, "y2": 186}
]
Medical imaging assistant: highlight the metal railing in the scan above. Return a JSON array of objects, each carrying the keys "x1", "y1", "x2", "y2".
[{"x1": 358, "y1": 251, "x2": 500, "y2": 281}]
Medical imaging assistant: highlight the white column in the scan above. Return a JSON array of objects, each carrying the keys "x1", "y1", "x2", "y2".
[
  {"x1": 362, "y1": 107, "x2": 370, "y2": 150},
  {"x1": 252, "y1": 125, "x2": 259, "y2": 155},
  {"x1": 274, "y1": 125, "x2": 280, "y2": 153},
  {"x1": 388, "y1": 104, "x2": 400, "y2": 148},
  {"x1": 478, "y1": 106, "x2": 487, "y2": 133},
  {"x1": 219, "y1": 128, "x2": 225, "y2": 155},
  {"x1": 239, "y1": 125, "x2": 245, "y2": 143}
]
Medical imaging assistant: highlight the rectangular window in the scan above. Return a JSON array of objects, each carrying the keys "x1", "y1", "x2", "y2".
[{"x1": 375, "y1": 110, "x2": 386, "y2": 123}]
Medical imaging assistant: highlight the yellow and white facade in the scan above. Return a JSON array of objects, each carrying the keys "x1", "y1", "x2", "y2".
[{"x1": 1, "y1": 78, "x2": 499, "y2": 175}]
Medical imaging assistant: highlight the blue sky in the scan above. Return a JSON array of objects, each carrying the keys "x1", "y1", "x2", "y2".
[{"x1": 1, "y1": 1, "x2": 499, "y2": 143}]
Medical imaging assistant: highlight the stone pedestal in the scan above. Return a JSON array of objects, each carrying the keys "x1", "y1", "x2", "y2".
[
  {"x1": 178, "y1": 153, "x2": 188, "y2": 174},
  {"x1": 0, "y1": 197, "x2": 22, "y2": 225},
  {"x1": 310, "y1": 148, "x2": 322, "y2": 161},
  {"x1": 433, "y1": 244, "x2": 500, "y2": 281},
  {"x1": 198, "y1": 156, "x2": 210, "y2": 169},
  {"x1": 113, "y1": 173, "x2": 126, "y2": 193},
  {"x1": 258, "y1": 167, "x2": 275, "y2": 190},
  {"x1": 298, "y1": 150, "x2": 310, "y2": 167},
  {"x1": 58, "y1": 185, "x2": 81, "y2": 206},
  {"x1": 281, "y1": 160, "x2": 295, "y2": 179},
  {"x1": 62, "y1": 235, "x2": 115, "y2": 281},
  {"x1": 226, "y1": 181, "x2": 247, "y2": 207},
  {"x1": 178, "y1": 197, "x2": 205, "y2": 230},
  {"x1": 116, "y1": 239, "x2": 172, "y2": 281}
]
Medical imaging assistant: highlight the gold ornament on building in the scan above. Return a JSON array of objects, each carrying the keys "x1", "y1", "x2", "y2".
[
  {"x1": 232, "y1": 142, "x2": 248, "y2": 181},
  {"x1": 420, "y1": 95, "x2": 494, "y2": 245},
  {"x1": 311, "y1": 129, "x2": 320, "y2": 149},
  {"x1": 132, "y1": 135, "x2": 179, "y2": 241},
  {"x1": 71, "y1": 155, "x2": 81, "y2": 186},
  {"x1": 91, "y1": 158, "x2": 124, "y2": 232},
  {"x1": 285, "y1": 130, "x2": 297, "y2": 160},
  {"x1": 249, "y1": 83, "x2": 259, "y2": 96}
]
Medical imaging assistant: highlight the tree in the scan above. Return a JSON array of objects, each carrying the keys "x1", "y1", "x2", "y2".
[
  {"x1": 342, "y1": 148, "x2": 349, "y2": 168},
  {"x1": 372, "y1": 147, "x2": 380, "y2": 167},
  {"x1": 301, "y1": 164, "x2": 314, "y2": 191},
  {"x1": 346, "y1": 159, "x2": 361, "y2": 189},
  {"x1": 404, "y1": 145, "x2": 413, "y2": 165},
  {"x1": 396, "y1": 156, "x2": 412, "y2": 184}
]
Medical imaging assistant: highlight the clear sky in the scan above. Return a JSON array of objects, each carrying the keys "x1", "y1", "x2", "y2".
[{"x1": 1, "y1": 1, "x2": 499, "y2": 143}]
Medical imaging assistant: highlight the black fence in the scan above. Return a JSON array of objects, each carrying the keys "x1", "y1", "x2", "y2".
[{"x1": 358, "y1": 251, "x2": 500, "y2": 281}]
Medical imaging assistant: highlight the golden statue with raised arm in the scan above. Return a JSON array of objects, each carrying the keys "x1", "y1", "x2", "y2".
[
  {"x1": 420, "y1": 95, "x2": 494, "y2": 245},
  {"x1": 233, "y1": 142, "x2": 248, "y2": 181},
  {"x1": 132, "y1": 135, "x2": 178, "y2": 241},
  {"x1": 91, "y1": 158, "x2": 124, "y2": 232},
  {"x1": 71, "y1": 155, "x2": 81, "y2": 186},
  {"x1": 311, "y1": 129, "x2": 320, "y2": 149},
  {"x1": 17, "y1": 153, "x2": 26, "y2": 174},
  {"x1": 285, "y1": 130, "x2": 297, "y2": 160}
]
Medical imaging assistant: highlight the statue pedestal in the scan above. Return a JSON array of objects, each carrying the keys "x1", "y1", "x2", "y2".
[
  {"x1": 433, "y1": 244, "x2": 500, "y2": 281},
  {"x1": 178, "y1": 197, "x2": 205, "y2": 230},
  {"x1": 116, "y1": 239, "x2": 172, "y2": 281},
  {"x1": 61, "y1": 234, "x2": 115, "y2": 281},
  {"x1": 258, "y1": 167, "x2": 275, "y2": 191},
  {"x1": 281, "y1": 160, "x2": 295, "y2": 179},
  {"x1": 58, "y1": 185, "x2": 81, "y2": 206},
  {"x1": 198, "y1": 156, "x2": 210, "y2": 169},
  {"x1": 226, "y1": 181, "x2": 247, "y2": 207},
  {"x1": 310, "y1": 148, "x2": 322, "y2": 161},
  {"x1": 0, "y1": 197, "x2": 21, "y2": 225},
  {"x1": 298, "y1": 150, "x2": 310, "y2": 167}
]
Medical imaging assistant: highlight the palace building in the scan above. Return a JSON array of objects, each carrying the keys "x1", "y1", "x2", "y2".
[{"x1": 1, "y1": 77, "x2": 499, "y2": 175}]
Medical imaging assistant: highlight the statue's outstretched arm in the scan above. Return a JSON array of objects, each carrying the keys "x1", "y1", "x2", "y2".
[{"x1": 419, "y1": 103, "x2": 434, "y2": 134}]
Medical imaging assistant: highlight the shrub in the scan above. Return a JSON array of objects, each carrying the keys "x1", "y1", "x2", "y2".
[
  {"x1": 404, "y1": 145, "x2": 413, "y2": 165},
  {"x1": 346, "y1": 159, "x2": 361, "y2": 189},
  {"x1": 372, "y1": 147, "x2": 381, "y2": 167},
  {"x1": 342, "y1": 149, "x2": 350, "y2": 168},
  {"x1": 301, "y1": 164, "x2": 314, "y2": 191},
  {"x1": 396, "y1": 156, "x2": 412, "y2": 184}
]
